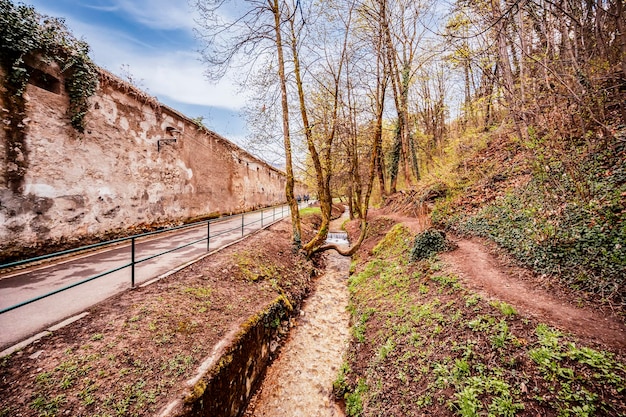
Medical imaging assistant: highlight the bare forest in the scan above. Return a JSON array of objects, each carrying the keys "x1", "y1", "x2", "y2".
[{"x1": 194, "y1": 0, "x2": 625, "y2": 255}]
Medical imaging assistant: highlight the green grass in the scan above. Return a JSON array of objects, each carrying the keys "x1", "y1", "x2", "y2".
[
  {"x1": 527, "y1": 324, "x2": 625, "y2": 415},
  {"x1": 341, "y1": 224, "x2": 626, "y2": 416},
  {"x1": 299, "y1": 206, "x2": 321, "y2": 216},
  {"x1": 333, "y1": 361, "x2": 352, "y2": 397},
  {"x1": 19, "y1": 334, "x2": 197, "y2": 416},
  {"x1": 490, "y1": 300, "x2": 517, "y2": 316},
  {"x1": 345, "y1": 378, "x2": 368, "y2": 416},
  {"x1": 182, "y1": 286, "x2": 212, "y2": 298},
  {"x1": 233, "y1": 251, "x2": 281, "y2": 282}
]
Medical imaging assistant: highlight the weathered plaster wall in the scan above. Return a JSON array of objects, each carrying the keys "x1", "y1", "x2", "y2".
[{"x1": 1, "y1": 66, "x2": 296, "y2": 259}]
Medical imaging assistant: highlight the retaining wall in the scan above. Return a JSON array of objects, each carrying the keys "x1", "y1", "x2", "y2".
[{"x1": 159, "y1": 296, "x2": 296, "y2": 417}]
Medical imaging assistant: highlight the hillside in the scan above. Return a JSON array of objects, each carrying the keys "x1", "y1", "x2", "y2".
[
  {"x1": 384, "y1": 127, "x2": 626, "y2": 309},
  {"x1": 435, "y1": 129, "x2": 625, "y2": 308},
  {"x1": 337, "y1": 127, "x2": 626, "y2": 416}
]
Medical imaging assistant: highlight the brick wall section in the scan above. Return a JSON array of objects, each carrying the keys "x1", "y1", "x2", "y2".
[{"x1": 0, "y1": 65, "x2": 302, "y2": 259}]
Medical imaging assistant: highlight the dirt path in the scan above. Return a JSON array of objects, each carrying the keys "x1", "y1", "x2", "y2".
[
  {"x1": 245, "y1": 217, "x2": 351, "y2": 416},
  {"x1": 440, "y1": 238, "x2": 626, "y2": 353}
]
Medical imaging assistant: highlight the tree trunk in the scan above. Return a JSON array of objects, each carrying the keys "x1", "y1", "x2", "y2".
[
  {"x1": 618, "y1": 0, "x2": 626, "y2": 80},
  {"x1": 492, "y1": 0, "x2": 527, "y2": 140},
  {"x1": 615, "y1": 0, "x2": 626, "y2": 123},
  {"x1": 271, "y1": 0, "x2": 301, "y2": 248},
  {"x1": 389, "y1": 122, "x2": 403, "y2": 194},
  {"x1": 287, "y1": 12, "x2": 330, "y2": 253}
]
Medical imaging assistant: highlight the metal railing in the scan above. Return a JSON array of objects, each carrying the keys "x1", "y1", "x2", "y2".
[{"x1": 0, "y1": 204, "x2": 290, "y2": 315}]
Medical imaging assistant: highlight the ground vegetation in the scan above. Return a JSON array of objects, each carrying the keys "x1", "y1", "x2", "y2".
[{"x1": 0, "y1": 216, "x2": 320, "y2": 417}]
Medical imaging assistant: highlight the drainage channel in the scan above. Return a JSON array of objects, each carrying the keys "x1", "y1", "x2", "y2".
[{"x1": 244, "y1": 224, "x2": 351, "y2": 416}]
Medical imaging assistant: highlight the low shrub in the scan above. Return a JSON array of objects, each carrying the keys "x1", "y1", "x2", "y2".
[{"x1": 410, "y1": 229, "x2": 456, "y2": 261}]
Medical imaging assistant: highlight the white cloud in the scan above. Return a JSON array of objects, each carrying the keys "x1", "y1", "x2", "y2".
[
  {"x1": 84, "y1": 0, "x2": 198, "y2": 32},
  {"x1": 25, "y1": 0, "x2": 251, "y2": 110},
  {"x1": 126, "y1": 52, "x2": 250, "y2": 110},
  {"x1": 67, "y1": 21, "x2": 249, "y2": 111}
]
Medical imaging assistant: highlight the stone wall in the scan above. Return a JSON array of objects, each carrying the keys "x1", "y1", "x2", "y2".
[
  {"x1": 161, "y1": 296, "x2": 295, "y2": 417},
  {"x1": 0, "y1": 64, "x2": 300, "y2": 261}
]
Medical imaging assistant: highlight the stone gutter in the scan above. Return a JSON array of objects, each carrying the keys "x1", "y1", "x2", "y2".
[{"x1": 158, "y1": 294, "x2": 297, "y2": 417}]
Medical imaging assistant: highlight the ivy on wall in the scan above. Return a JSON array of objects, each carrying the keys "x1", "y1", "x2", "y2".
[
  {"x1": 0, "y1": 0, "x2": 98, "y2": 133},
  {"x1": 1, "y1": 0, "x2": 98, "y2": 192}
]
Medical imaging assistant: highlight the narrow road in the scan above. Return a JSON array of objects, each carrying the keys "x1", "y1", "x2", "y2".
[{"x1": 0, "y1": 205, "x2": 292, "y2": 351}]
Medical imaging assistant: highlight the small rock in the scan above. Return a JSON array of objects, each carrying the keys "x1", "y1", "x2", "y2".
[{"x1": 29, "y1": 350, "x2": 44, "y2": 359}]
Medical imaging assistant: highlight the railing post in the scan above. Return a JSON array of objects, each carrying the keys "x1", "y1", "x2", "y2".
[
  {"x1": 131, "y1": 237, "x2": 136, "y2": 288},
  {"x1": 241, "y1": 213, "x2": 244, "y2": 237},
  {"x1": 207, "y1": 220, "x2": 210, "y2": 252}
]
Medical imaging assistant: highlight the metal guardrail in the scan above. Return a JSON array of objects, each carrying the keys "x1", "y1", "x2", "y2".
[{"x1": 0, "y1": 204, "x2": 289, "y2": 315}]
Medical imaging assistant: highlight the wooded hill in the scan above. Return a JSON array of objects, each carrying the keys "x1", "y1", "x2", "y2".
[
  {"x1": 395, "y1": 0, "x2": 626, "y2": 307},
  {"x1": 194, "y1": 0, "x2": 625, "y2": 261}
]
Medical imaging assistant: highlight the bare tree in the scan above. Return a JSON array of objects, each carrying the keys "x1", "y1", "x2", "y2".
[
  {"x1": 195, "y1": 0, "x2": 384, "y2": 256},
  {"x1": 381, "y1": 0, "x2": 431, "y2": 193},
  {"x1": 194, "y1": 0, "x2": 302, "y2": 247},
  {"x1": 286, "y1": 0, "x2": 363, "y2": 254},
  {"x1": 444, "y1": 0, "x2": 625, "y2": 141}
]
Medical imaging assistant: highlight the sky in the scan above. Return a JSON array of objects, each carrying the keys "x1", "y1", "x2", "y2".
[{"x1": 20, "y1": 0, "x2": 251, "y2": 148}]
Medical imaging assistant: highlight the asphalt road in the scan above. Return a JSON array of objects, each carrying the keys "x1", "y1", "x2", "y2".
[{"x1": 0, "y1": 205, "x2": 292, "y2": 351}]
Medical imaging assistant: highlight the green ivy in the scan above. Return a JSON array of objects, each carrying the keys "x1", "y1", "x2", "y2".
[
  {"x1": 0, "y1": 0, "x2": 98, "y2": 132},
  {"x1": 410, "y1": 229, "x2": 455, "y2": 261},
  {"x1": 445, "y1": 141, "x2": 626, "y2": 303}
]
